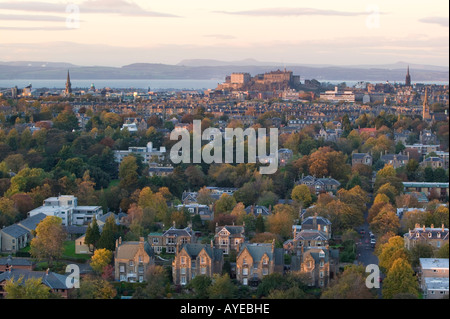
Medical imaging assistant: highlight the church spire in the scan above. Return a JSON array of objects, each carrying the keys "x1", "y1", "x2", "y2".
[
  {"x1": 405, "y1": 65, "x2": 411, "y2": 86},
  {"x1": 65, "y1": 70, "x2": 72, "y2": 95}
]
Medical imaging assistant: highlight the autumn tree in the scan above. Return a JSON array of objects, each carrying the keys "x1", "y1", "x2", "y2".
[
  {"x1": 90, "y1": 248, "x2": 113, "y2": 274},
  {"x1": 291, "y1": 184, "x2": 313, "y2": 207},
  {"x1": 321, "y1": 265, "x2": 374, "y2": 299},
  {"x1": 382, "y1": 258, "x2": 419, "y2": 299},
  {"x1": 78, "y1": 275, "x2": 117, "y2": 299},
  {"x1": 214, "y1": 193, "x2": 237, "y2": 215},
  {"x1": 30, "y1": 216, "x2": 66, "y2": 266},
  {"x1": 4, "y1": 276, "x2": 50, "y2": 299},
  {"x1": 377, "y1": 236, "x2": 410, "y2": 273},
  {"x1": 370, "y1": 205, "x2": 400, "y2": 237}
]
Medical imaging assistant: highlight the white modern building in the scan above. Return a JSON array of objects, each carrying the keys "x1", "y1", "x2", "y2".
[
  {"x1": 114, "y1": 142, "x2": 166, "y2": 165},
  {"x1": 27, "y1": 195, "x2": 103, "y2": 226}
]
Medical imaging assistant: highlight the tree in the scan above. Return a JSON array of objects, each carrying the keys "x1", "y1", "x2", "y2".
[
  {"x1": 370, "y1": 206, "x2": 400, "y2": 237},
  {"x1": 382, "y1": 258, "x2": 419, "y2": 299},
  {"x1": 291, "y1": 184, "x2": 313, "y2": 207},
  {"x1": 78, "y1": 275, "x2": 117, "y2": 299},
  {"x1": 207, "y1": 274, "x2": 237, "y2": 299},
  {"x1": 267, "y1": 208, "x2": 294, "y2": 239},
  {"x1": 85, "y1": 216, "x2": 101, "y2": 252},
  {"x1": 187, "y1": 275, "x2": 212, "y2": 299},
  {"x1": 377, "y1": 236, "x2": 409, "y2": 273},
  {"x1": 97, "y1": 215, "x2": 118, "y2": 251},
  {"x1": 119, "y1": 155, "x2": 139, "y2": 191},
  {"x1": 410, "y1": 243, "x2": 434, "y2": 268},
  {"x1": 90, "y1": 248, "x2": 113, "y2": 274},
  {"x1": 214, "y1": 194, "x2": 237, "y2": 215},
  {"x1": 30, "y1": 216, "x2": 66, "y2": 266},
  {"x1": 137, "y1": 265, "x2": 170, "y2": 299},
  {"x1": 4, "y1": 276, "x2": 50, "y2": 299},
  {"x1": 321, "y1": 265, "x2": 373, "y2": 299},
  {"x1": 0, "y1": 197, "x2": 19, "y2": 228},
  {"x1": 435, "y1": 243, "x2": 449, "y2": 258}
]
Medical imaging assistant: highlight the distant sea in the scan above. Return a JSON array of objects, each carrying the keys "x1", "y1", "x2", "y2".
[{"x1": 0, "y1": 79, "x2": 448, "y2": 91}]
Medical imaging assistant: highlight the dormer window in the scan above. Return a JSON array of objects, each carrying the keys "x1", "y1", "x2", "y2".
[
  {"x1": 437, "y1": 233, "x2": 441, "y2": 238},
  {"x1": 428, "y1": 232, "x2": 432, "y2": 238},
  {"x1": 416, "y1": 233, "x2": 420, "y2": 238}
]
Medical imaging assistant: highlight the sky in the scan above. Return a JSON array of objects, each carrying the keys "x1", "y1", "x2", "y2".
[{"x1": 0, "y1": 0, "x2": 448, "y2": 66}]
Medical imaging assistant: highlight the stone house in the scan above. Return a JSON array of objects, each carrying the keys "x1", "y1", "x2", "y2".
[
  {"x1": 235, "y1": 241, "x2": 284, "y2": 286},
  {"x1": 404, "y1": 224, "x2": 449, "y2": 251},
  {"x1": 114, "y1": 237, "x2": 155, "y2": 283},
  {"x1": 214, "y1": 224, "x2": 246, "y2": 255},
  {"x1": 172, "y1": 243, "x2": 224, "y2": 286}
]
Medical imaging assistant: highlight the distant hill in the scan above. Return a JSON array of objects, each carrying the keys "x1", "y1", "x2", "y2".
[{"x1": 0, "y1": 60, "x2": 448, "y2": 82}]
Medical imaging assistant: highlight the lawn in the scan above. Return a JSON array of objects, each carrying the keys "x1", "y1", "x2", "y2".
[{"x1": 62, "y1": 241, "x2": 92, "y2": 261}]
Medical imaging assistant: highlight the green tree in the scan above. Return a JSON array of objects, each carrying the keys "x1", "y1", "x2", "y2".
[
  {"x1": 97, "y1": 215, "x2": 118, "y2": 251},
  {"x1": 382, "y1": 258, "x2": 419, "y2": 299},
  {"x1": 119, "y1": 155, "x2": 139, "y2": 191},
  {"x1": 85, "y1": 216, "x2": 101, "y2": 252},
  {"x1": 187, "y1": 275, "x2": 212, "y2": 299},
  {"x1": 207, "y1": 274, "x2": 237, "y2": 299}
]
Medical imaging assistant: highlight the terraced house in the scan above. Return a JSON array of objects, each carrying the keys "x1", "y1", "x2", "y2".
[{"x1": 172, "y1": 243, "x2": 223, "y2": 286}]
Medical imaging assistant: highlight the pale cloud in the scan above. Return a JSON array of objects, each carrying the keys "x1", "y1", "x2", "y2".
[
  {"x1": 0, "y1": 0, "x2": 180, "y2": 17},
  {"x1": 204, "y1": 34, "x2": 236, "y2": 40},
  {"x1": 214, "y1": 7, "x2": 374, "y2": 17},
  {"x1": 419, "y1": 17, "x2": 449, "y2": 28},
  {"x1": 0, "y1": 13, "x2": 66, "y2": 22}
]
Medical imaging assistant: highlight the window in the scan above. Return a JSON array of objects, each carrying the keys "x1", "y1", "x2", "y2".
[
  {"x1": 201, "y1": 267, "x2": 206, "y2": 275},
  {"x1": 138, "y1": 266, "x2": 144, "y2": 274},
  {"x1": 262, "y1": 268, "x2": 268, "y2": 276},
  {"x1": 181, "y1": 276, "x2": 186, "y2": 285},
  {"x1": 201, "y1": 257, "x2": 205, "y2": 264},
  {"x1": 243, "y1": 278, "x2": 248, "y2": 286},
  {"x1": 119, "y1": 265, "x2": 125, "y2": 273},
  {"x1": 428, "y1": 232, "x2": 432, "y2": 238},
  {"x1": 243, "y1": 258, "x2": 247, "y2": 265},
  {"x1": 153, "y1": 238, "x2": 159, "y2": 244},
  {"x1": 181, "y1": 257, "x2": 186, "y2": 264},
  {"x1": 437, "y1": 241, "x2": 441, "y2": 248},
  {"x1": 139, "y1": 276, "x2": 144, "y2": 283},
  {"x1": 129, "y1": 261, "x2": 134, "y2": 267},
  {"x1": 243, "y1": 268, "x2": 248, "y2": 276},
  {"x1": 181, "y1": 267, "x2": 186, "y2": 275},
  {"x1": 320, "y1": 261, "x2": 324, "y2": 267}
]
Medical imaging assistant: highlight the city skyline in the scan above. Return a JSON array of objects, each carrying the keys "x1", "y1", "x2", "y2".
[{"x1": 0, "y1": 0, "x2": 448, "y2": 67}]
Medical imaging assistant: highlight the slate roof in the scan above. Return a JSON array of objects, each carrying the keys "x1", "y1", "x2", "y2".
[
  {"x1": 1, "y1": 224, "x2": 29, "y2": 238},
  {"x1": 238, "y1": 243, "x2": 284, "y2": 266},
  {"x1": 295, "y1": 230, "x2": 329, "y2": 241},
  {"x1": 0, "y1": 269, "x2": 74, "y2": 290},
  {"x1": 302, "y1": 216, "x2": 332, "y2": 227},
  {"x1": 115, "y1": 241, "x2": 154, "y2": 260},
  {"x1": 163, "y1": 226, "x2": 193, "y2": 237},
  {"x1": 181, "y1": 243, "x2": 223, "y2": 261},
  {"x1": 17, "y1": 213, "x2": 46, "y2": 231},
  {"x1": 215, "y1": 225, "x2": 245, "y2": 236},
  {"x1": 0, "y1": 256, "x2": 33, "y2": 267}
]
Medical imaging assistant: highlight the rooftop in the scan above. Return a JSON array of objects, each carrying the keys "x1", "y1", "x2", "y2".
[{"x1": 420, "y1": 258, "x2": 449, "y2": 270}]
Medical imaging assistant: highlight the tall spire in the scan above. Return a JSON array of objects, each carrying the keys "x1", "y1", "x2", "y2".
[
  {"x1": 65, "y1": 70, "x2": 72, "y2": 95},
  {"x1": 405, "y1": 65, "x2": 411, "y2": 86},
  {"x1": 423, "y1": 87, "x2": 430, "y2": 120}
]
